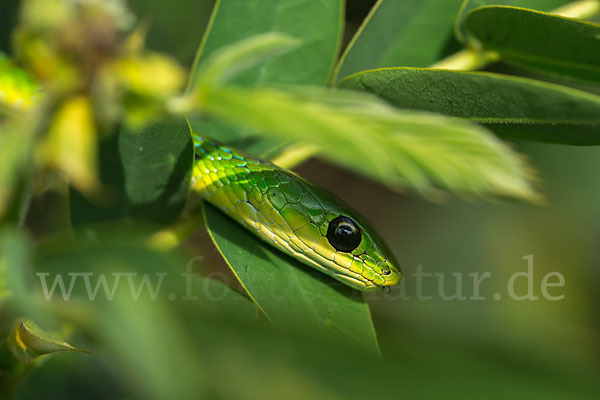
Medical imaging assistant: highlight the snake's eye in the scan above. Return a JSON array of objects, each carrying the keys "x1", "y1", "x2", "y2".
[{"x1": 326, "y1": 216, "x2": 361, "y2": 252}]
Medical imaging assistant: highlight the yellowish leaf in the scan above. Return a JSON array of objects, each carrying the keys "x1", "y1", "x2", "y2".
[
  {"x1": 115, "y1": 52, "x2": 185, "y2": 98},
  {"x1": 0, "y1": 55, "x2": 41, "y2": 112},
  {"x1": 7, "y1": 319, "x2": 88, "y2": 364},
  {"x1": 42, "y1": 95, "x2": 98, "y2": 192}
]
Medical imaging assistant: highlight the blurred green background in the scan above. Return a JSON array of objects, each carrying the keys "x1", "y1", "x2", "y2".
[{"x1": 2, "y1": 0, "x2": 599, "y2": 398}]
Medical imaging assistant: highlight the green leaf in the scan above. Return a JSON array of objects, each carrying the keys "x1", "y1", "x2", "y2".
[
  {"x1": 334, "y1": 0, "x2": 465, "y2": 83},
  {"x1": 455, "y1": 0, "x2": 569, "y2": 43},
  {"x1": 32, "y1": 237, "x2": 210, "y2": 399},
  {"x1": 7, "y1": 319, "x2": 87, "y2": 364},
  {"x1": 192, "y1": 33, "x2": 301, "y2": 93},
  {"x1": 0, "y1": 123, "x2": 32, "y2": 221},
  {"x1": 70, "y1": 118, "x2": 192, "y2": 226},
  {"x1": 185, "y1": 274, "x2": 260, "y2": 321},
  {"x1": 187, "y1": 0, "x2": 344, "y2": 160},
  {"x1": 23, "y1": 235, "x2": 380, "y2": 399},
  {"x1": 201, "y1": 85, "x2": 539, "y2": 201},
  {"x1": 126, "y1": 0, "x2": 215, "y2": 65},
  {"x1": 0, "y1": 255, "x2": 8, "y2": 301},
  {"x1": 0, "y1": 231, "x2": 86, "y2": 392},
  {"x1": 339, "y1": 68, "x2": 600, "y2": 145},
  {"x1": 189, "y1": 0, "x2": 343, "y2": 88},
  {"x1": 203, "y1": 202, "x2": 381, "y2": 354},
  {"x1": 464, "y1": 6, "x2": 600, "y2": 82},
  {"x1": 0, "y1": 227, "x2": 30, "y2": 306}
]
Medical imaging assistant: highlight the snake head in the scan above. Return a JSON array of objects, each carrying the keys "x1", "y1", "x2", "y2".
[
  {"x1": 321, "y1": 214, "x2": 402, "y2": 292},
  {"x1": 266, "y1": 175, "x2": 403, "y2": 292}
]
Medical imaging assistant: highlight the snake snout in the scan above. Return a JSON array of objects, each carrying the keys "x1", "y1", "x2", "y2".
[{"x1": 378, "y1": 259, "x2": 401, "y2": 287}]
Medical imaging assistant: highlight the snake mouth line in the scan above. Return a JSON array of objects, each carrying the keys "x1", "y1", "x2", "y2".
[{"x1": 333, "y1": 273, "x2": 380, "y2": 291}]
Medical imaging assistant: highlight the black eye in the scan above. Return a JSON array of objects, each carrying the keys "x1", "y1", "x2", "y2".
[{"x1": 326, "y1": 216, "x2": 361, "y2": 252}]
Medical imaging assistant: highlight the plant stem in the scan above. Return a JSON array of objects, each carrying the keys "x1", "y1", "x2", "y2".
[
  {"x1": 271, "y1": 143, "x2": 319, "y2": 169},
  {"x1": 432, "y1": 48, "x2": 498, "y2": 70},
  {"x1": 553, "y1": 0, "x2": 600, "y2": 18}
]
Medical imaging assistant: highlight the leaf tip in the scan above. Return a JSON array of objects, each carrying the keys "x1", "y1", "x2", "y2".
[{"x1": 7, "y1": 319, "x2": 89, "y2": 364}]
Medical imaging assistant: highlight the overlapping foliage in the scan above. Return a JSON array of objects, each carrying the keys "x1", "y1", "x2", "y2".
[{"x1": 1, "y1": 0, "x2": 599, "y2": 398}]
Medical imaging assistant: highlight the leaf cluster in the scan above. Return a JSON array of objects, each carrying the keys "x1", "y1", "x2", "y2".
[{"x1": 0, "y1": 0, "x2": 599, "y2": 398}]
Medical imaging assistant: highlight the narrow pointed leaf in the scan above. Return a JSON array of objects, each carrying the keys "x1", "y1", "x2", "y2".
[
  {"x1": 339, "y1": 67, "x2": 600, "y2": 145},
  {"x1": 200, "y1": 85, "x2": 538, "y2": 201}
]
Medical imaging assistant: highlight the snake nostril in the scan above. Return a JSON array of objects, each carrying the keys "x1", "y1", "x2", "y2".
[{"x1": 378, "y1": 260, "x2": 391, "y2": 275}]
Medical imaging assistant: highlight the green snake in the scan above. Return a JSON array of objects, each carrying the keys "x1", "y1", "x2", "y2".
[
  {"x1": 191, "y1": 133, "x2": 402, "y2": 291},
  {"x1": 0, "y1": 57, "x2": 401, "y2": 292}
]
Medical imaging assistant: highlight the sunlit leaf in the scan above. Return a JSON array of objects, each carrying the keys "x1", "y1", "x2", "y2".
[
  {"x1": 184, "y1": 33, "x2": 301, "y2": 161},
  {"x1": 199, "y1": 85, "x2": 539, "y2": 201},
  {"x1": 339, "y1": 67, "x2": 600, "y2": 145}
]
